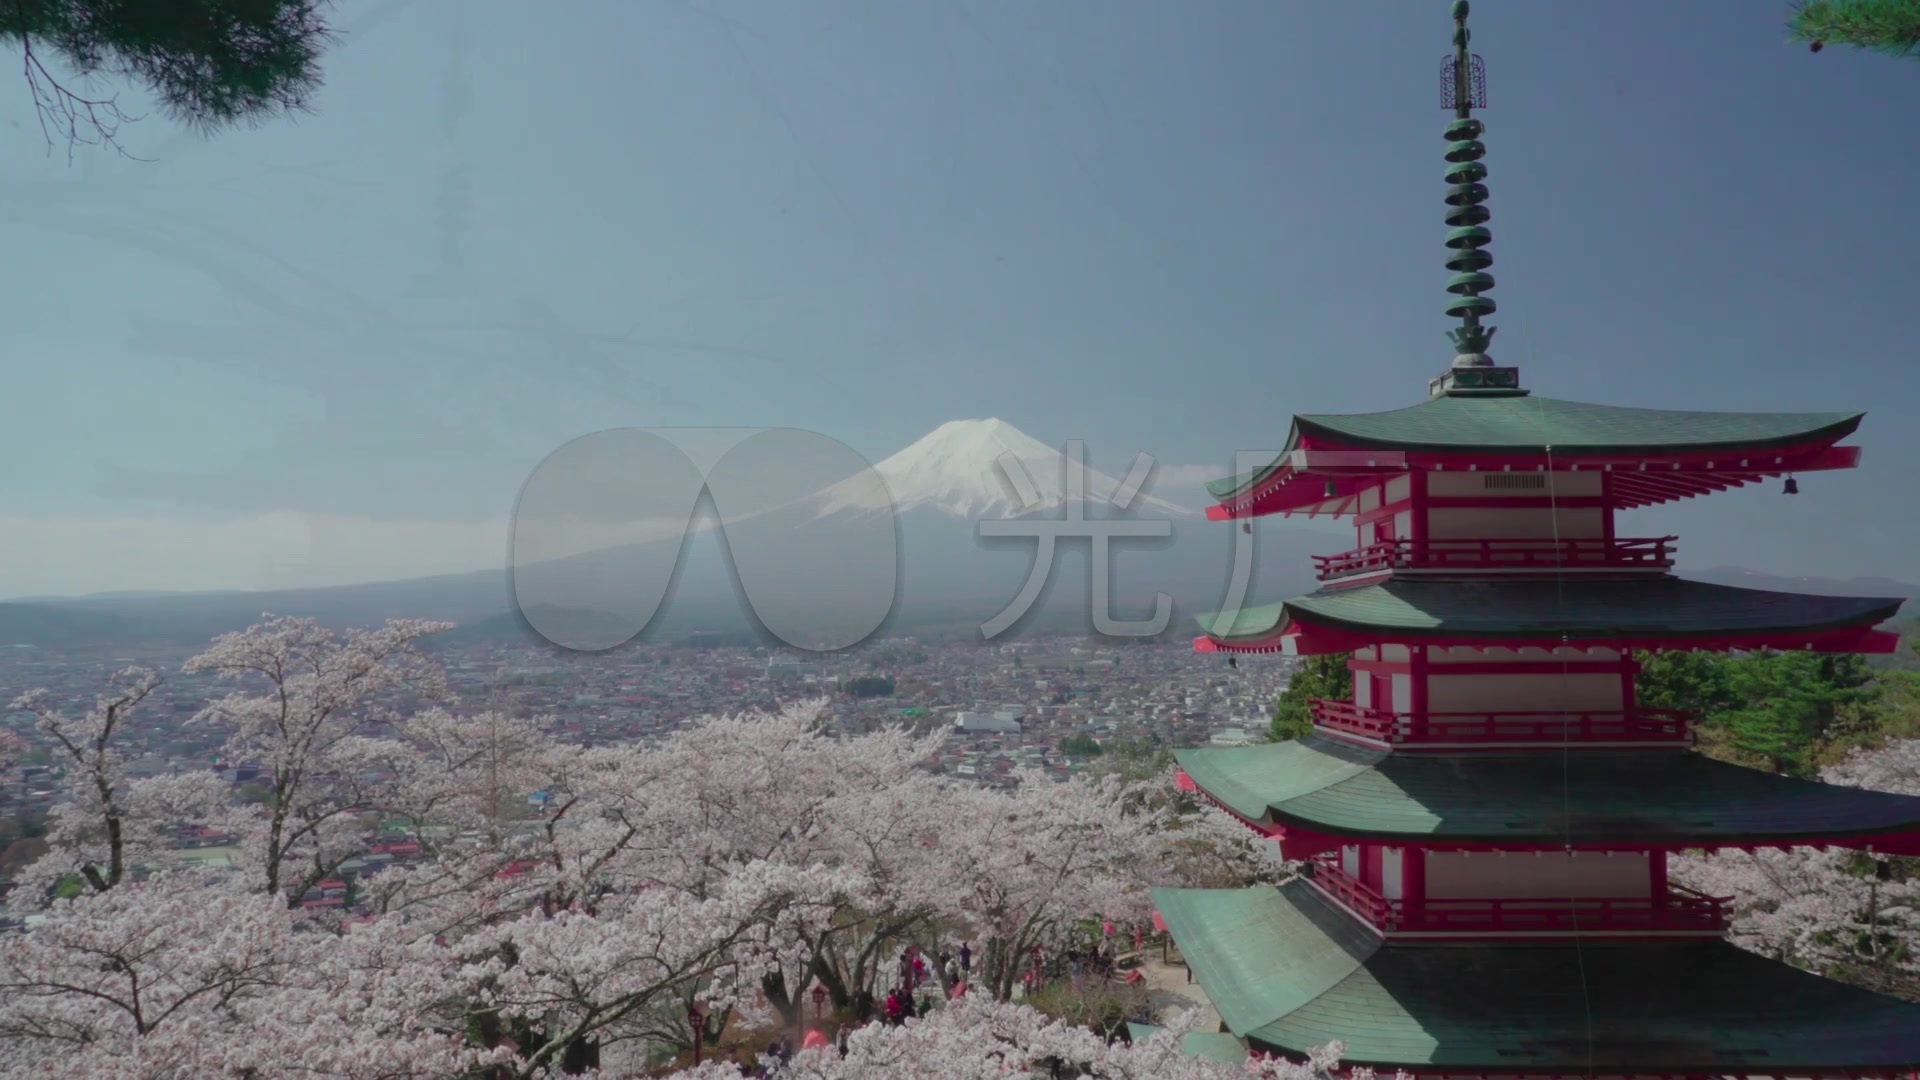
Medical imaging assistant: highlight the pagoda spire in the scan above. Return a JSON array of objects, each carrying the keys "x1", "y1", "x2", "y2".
[{"x1": 1443, "y1": 0, "x2": 1494, "y2": 366}]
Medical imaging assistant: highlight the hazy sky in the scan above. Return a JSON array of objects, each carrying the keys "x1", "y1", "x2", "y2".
[{"x1": 2, "y1": 0, "x2": 1916, "y2": 597}]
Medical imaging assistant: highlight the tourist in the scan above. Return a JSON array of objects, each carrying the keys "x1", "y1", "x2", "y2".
[
  {"x1": 958, "y1": 940, "x2": 971, "y2": 976},
  {"x1": 853, "y1": 986, "x2": 874, "y2": 1023}
]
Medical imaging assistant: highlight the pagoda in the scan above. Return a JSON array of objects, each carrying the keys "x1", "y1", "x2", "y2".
[{"x1": 1150, "y1": 4, "x2": 1920, "y2": 1075}]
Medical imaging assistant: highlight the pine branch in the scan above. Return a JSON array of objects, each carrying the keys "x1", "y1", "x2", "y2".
[{"x1": 1790, "y1": 0, "x2": 1920, "y2": 59}]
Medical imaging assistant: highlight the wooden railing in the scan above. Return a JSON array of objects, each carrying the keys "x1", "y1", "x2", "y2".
[
  {"x1": 1313, "y1": 536, "x2": 1677, "y2": 580},
  {"x1": 1307, "y1": 857, "x2": 1396, "y2": 925},
  {"x1": 1309, "y1": 699, "x2": 1692, "y2": 746},
  {"x1": 1307, "y1": 858, "x2": 1729, "y2": 935}
]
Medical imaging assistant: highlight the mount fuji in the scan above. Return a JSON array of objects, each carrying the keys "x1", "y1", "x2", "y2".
[
  {"x1": 811, "y1": 418, "x2": 1195, "y2": 522},
  {"x1": 6, "y1": 420, "x2": 1341, "y2": 649}
]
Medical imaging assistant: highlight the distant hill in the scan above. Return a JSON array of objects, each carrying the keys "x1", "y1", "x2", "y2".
[
  {"x1": 36, "y1": 420, "x2": 1920, "y2": 655},
  {"x1": 1683, "y1": 567, "x2": 1920, "y2": 602},
  {"x1": 0, "y1": 602, "x2": 169, "y2": 650},
  {"x1": 9, "y1": 418, "x2": 1340, "y2": 652}
]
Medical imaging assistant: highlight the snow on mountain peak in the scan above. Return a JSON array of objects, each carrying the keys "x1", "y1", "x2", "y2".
[{"x1": 814, "y1": 418, "x2": 1193, "y2": 519}]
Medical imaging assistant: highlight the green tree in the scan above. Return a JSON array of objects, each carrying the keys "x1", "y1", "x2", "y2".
[
  {"x1": 1271, "y1": 653, "x2": 1351, "y2": 742},
  {"x1": 2, "y1": 0, "x2": 336, "y2": 153},
  {"x1": 1634, "y1": 650, "x2": 1740, "y2": 719},
  {"x1": 1720, "y1": 651, "x2": 1877, "y2": 774},
  {"x1": 1060, "y1": 734, "x2": 1104, "y2": 758},
  {"x1": 842, "y1": 675, "x2": 896, "y2": 698},
  {"x1": 1791, "y1": 0, "x2": 1920, "y2": 58}
]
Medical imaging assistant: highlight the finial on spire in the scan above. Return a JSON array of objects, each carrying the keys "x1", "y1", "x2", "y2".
[
  {"x1": 1443, "y1": 0, "x2": 1493, "y2": 364},
  {"x1": 1430, "y1": 1, "x2": 1523, "y2": 398}
]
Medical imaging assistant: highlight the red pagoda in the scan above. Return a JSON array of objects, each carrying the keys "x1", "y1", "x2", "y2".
[{"x1": 1150, "y1": 4, "x2": 1920, "y2": 1074}]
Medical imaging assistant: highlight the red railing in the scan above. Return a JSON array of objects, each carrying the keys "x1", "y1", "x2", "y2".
[
  {"x1": 1309, "y1": 699, "x2": 1691, "y2": 746},
  {"x1": 1313, "y1": 536, "x2": 1677, "y2": 580},
  {"x1": 1308, "y1": 857, "x2": 1729, "y2": 935},
  {"x1": 1307, "y1": 857, "x2": 1397, "y2": 925}
]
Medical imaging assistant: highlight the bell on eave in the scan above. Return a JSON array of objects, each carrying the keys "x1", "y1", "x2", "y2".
[
  {"x1": 1784, "y1": 474, "x2": 1799, "y2": 495},
  {"x1": 1242, "y1": 520, "x2": 1252, "y2": 534},
  {"x1": 1323, "y1": 478, "x2": 1338, "y2": 498}
]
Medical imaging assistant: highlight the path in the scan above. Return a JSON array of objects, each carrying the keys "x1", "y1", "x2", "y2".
[{"x1": 1138, "y1": 954, "x2": 1221, "y2": 1032}]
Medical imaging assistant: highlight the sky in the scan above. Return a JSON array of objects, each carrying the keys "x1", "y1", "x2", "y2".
[{"x1": 1, "y1": 0, "x2": 1916, "y2": 597}]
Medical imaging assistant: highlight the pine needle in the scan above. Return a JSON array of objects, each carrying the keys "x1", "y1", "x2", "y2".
[{"x1": 1789, "y1": 0, "x2": 1920, "y2": 60}]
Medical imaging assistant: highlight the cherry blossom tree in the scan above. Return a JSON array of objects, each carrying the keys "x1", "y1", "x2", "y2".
[
  {"x1": 0, "y1": 872, "x2": 502, "y2": 1079},
  {"x1": 640, "y1": 996, "x2": 1372, "y2": 1080},
  {"x1": 3, "y1": 615, "x2": 1321, "y2": 1075},
  {"x1": 1673, "y1": 738, "x2": 1920, "y2": 998},
  {"x1": 181, "y1": 614, "x2": 454, "y2": 903},
  {"x1": 9, "y1": 666, "x2": 165, "y2": 898}
]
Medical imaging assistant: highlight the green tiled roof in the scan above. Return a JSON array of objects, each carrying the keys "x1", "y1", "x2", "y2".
[
  {"x1": 1174, "y1": 735, "x2": 1920, "y2": 844},
  {"x1": 1197, "y1": 576, "x2": 1903, "y2": 643},
  {"x1": 1207, "y1": 396, "x2": 1861, "y2": 498},
  {"x1": 1300, "y1": 395, "x2": 1862, "y2": 453},
  {"x1": 1155, "y1": 882, "x2": 1920, "y2": 1072},
  {"x1": 1124, "y1": 1025, "x2": 1248, "y2": 1065}
]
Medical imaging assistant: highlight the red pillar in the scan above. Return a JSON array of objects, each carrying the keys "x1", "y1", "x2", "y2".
[
  {"x1": 1409, "y1": 645, "x2": 1430, "y2": 741},
  {"x1": 1409, "y1": 468, "x2": 1429, "y2": 561},
  {"x1": 1600, "y1": 473, "x2": 1616, "y2": 543},
  {"x1": 1621, "y1": 653, "x2": 1640, "y2": 715}
]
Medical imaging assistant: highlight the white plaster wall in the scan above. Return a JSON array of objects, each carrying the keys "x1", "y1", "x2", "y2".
[
  {"x1": 1390, "y1": 673, "x2": 1411, "y2": 713},
  {"x1": 1359, "y1": 485, "x2": 1381, "y2": 512},
  {"x1": 1353, "y1": 676, "x2": 1372, "y2": 708},
  {"x1": 1382, "y1": 848, "x2": 1404, "y2": 900},
  {"x1": 1385, "y1": 475, "x2": 1412, "y2": 503},
  {"x1": 1381, "y1": 644, "x2": 1410, "y2": 663},
  {"x1": 1428, "y1": 646, "x2": 1621, "y2": 664},
  {"x1": 1424, "y1": 851, "x2": 1651, "y2": 899},
  {"x1": 1342, "y1": 845, "x2": 1360, "y2": 878},
  {"x1": 1424, "y1": 673, "x2": 1623, "y2": 713},
  {"x1": 1426, "y1": 471, "x2": 1604, "y2": 497},
  {"x1": 1425, "y1": 506, "x2": 1605, "y2": 541}
]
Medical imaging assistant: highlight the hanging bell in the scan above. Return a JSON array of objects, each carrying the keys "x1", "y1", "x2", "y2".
[
  {"x1": 1226, "y1": 656, "x2": 1238, "y2": 669},
  {"x1": 1783, "y1": 475, "x2": 1799, "y2": 495},
  {"x1": 1323, "y1": 478, "x2": 1338, "y2": 498},
  {"x1": 1242, "y1": 521, "x2": 1252, "y2": 534}
]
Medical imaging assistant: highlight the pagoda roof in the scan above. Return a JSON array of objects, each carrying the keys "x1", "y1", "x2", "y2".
[
  {"x1": 1196, "y1": 576, "x2": 1903, "y2": 652},
  {"x1": 1173, "y1": 734, "x2": 1920, "y2": 847},
  {"x1": 1154, "y1": 881, "x2": 1920, "y2": 1074},
  {"x1": 1208, "y1": 396, "x2": 1862, "y2": 499},
  {"x1": 1123, "y1": 1024, "x2": 1249, "y2": 1066}
]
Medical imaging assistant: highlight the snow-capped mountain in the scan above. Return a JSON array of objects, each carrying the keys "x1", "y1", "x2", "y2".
[
  {"x1": 812, "y1": 418, "x2": 1195, "y2": 520},
  {"x1": 14, "y1": 419, "x2": 1335, "y2": 649}
]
